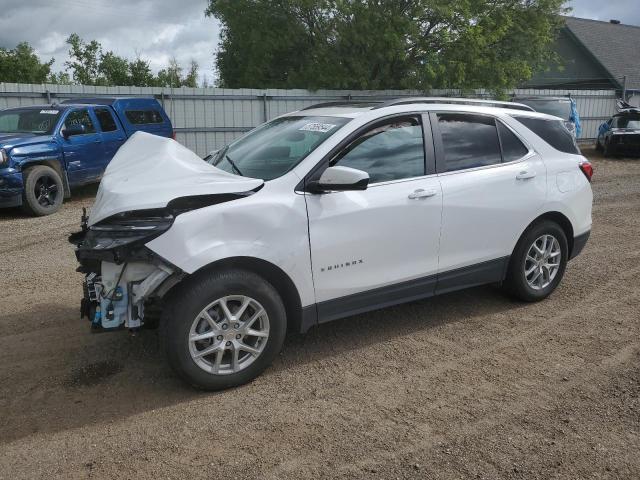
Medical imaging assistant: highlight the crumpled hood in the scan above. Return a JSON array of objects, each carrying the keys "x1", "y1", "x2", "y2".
[{"x1": 89, "y1": 131, "x2": 263, "y2": 225}]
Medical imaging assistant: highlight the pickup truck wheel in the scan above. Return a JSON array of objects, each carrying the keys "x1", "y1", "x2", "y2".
[
  {"x1": 162, "y1": 269, "x2": 287, "y2": 390},
  {"x1": 21, "y1": 165, "x2": 64, "y2": 216},
  {"x1": 503, "y1": 220, "x2": 568, "y2": 302}
]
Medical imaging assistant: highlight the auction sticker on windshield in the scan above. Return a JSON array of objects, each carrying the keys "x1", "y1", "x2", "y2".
[
  {"x1": 299, "y1": 122, "x2": 337, "y2": 133},
  {"x1": 39, "y1": 110, "x2": 59, "y2": 115}
]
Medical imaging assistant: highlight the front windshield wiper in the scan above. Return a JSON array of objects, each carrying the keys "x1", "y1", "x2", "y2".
[{"x1": 225, "y1": 154, "x2": 244, "y2": 176}]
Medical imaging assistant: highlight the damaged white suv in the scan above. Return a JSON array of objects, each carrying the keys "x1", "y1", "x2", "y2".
[{"x1": 70, "y1": 98, "x2": 593, "y2": 390}]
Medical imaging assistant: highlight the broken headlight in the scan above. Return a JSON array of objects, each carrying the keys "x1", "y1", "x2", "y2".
[{"x1": 83, "y1": 209, "x2": 174, "y2": 250}]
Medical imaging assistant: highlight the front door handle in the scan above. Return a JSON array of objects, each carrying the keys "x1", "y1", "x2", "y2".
[
  {"x1": 408, "y1": 188, "x2": 438, "y2": 199},
  {"x1": 516, "y1": 170, "x2": 536, "y2": 180}
]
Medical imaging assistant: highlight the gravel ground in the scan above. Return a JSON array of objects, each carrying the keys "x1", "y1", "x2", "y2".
[{"x1": 0, "y1": 147, "x2": 638, "y2": 479}]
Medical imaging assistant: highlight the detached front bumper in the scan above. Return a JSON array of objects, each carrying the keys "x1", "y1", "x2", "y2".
[{"x1": 0, "y1": 170, "x2": 23, "y2": 208}]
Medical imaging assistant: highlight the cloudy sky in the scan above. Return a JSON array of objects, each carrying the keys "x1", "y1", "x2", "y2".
[
  {"x1": 0, "y1": 0, "x2": 638, "y2": 85},
  {"x1": 0, "y1": 0, "x2": 221, "y2": 84}
]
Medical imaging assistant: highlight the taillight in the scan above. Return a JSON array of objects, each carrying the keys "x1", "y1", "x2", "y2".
[{"x1": 579, "y1": 161, "x2": 593, "y2": 182}]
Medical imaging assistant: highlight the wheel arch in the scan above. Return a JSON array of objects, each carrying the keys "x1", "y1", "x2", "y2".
[
  {"x1": 519, "y1": 211, "x2": 575, "y2": 257},
  {"x1": 167, "y1": 256, "x2": 308, "y2": 334},
  {"x1": 22, "y1": 158, "x2": 71, "y2": 197}
]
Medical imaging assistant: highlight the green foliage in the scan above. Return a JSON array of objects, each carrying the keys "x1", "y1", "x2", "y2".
[
  {"x1": 0, "y1": 42, "x2": 54, "y2": 83},
  {"x1": 129, "y1": 57, "x2": 156, "y2": 87},
  {"x1": 207, "y1": 0, "x2": 567, "y2": 90},
  {"x1": 0, "y1": 35, "x2": 203, "y2": 87},
  {"x1": 65, "y1": 33, "x2": 102, "y2": 85},
  {"x1": 63, "y1": 34, "x2": 200, "y2": 87}
]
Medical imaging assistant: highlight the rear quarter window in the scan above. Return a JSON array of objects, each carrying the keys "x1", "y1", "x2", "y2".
[
  {"x1": 513, "y1": 116, "x2": 580, "y2": 155},
  {"x1": 125, "y1": 110, "x2": 164, "y2": 125}
]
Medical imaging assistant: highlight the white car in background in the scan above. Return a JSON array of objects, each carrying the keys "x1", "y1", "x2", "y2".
[{"x1": 70, "y1": 98, "x2": 593, "y2": 390}]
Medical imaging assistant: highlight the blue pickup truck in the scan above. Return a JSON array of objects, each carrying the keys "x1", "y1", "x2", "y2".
[{"x1": 0, "y1": 97, "x2": 173, "y2": 215}]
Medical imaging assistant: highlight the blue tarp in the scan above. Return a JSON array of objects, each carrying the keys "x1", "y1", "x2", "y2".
[{"x1": 570, "y1": 99, "x2": 582, "y2": 138}]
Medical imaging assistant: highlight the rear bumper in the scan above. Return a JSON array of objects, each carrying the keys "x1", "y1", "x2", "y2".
[
  {"x1": 570, "y1": 230, "x2": 590, "y2": 260},
  {"x1": 608, "y1": 137, "x2": 640, "y2": 155},
  {"x1": 0, "y1": 170, "x2": 23, "y2": 208}
]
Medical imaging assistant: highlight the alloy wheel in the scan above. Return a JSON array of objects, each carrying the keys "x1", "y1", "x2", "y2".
[
  {"x1": 524, "y1": 234, "x2": 561, "y2": 290},
  {"x1": 188, "y1": 295, "x2": 270, "y2": 375},
  {"x1": 34, "y1": 175, "x2": 59, "y2": 207}
]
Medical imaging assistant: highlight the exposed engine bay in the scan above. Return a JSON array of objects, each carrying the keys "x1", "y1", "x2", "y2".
[
  {"x1": 70, "y1": 208, "x2": 180, "y2": 331},
  {"x1": 82, "y1": 262, "x2": 173, "y2": 330},
  {"x1": 68, "y1": 132, "x2": 263, "y2": 331}
]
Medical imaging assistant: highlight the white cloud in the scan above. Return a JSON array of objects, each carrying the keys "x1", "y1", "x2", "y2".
[
  {"x1": 568, "y1": 0, "x2": 640, "y2": 25},
  {"x1": 0, "y1": 0, "x2": 220, "y2": 84}
]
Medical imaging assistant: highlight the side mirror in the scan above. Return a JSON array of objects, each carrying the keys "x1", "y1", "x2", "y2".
[
  {"x1": 309, "y1": 166, "x2": 369, "y2": 193},
  {"x1": 62, "y1": 124, "x2": 86, "y2": 139}
]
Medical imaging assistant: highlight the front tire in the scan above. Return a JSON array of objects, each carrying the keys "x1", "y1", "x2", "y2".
[
  {"x1": 504, "y1": 220, "x2": 568, "y2": 302},
  {"x1": 21, "y1": 165, "x2": 64, "y2": 216},
  {"x1": 162, "y1": 269, "x2": 287, "y2": 390}
]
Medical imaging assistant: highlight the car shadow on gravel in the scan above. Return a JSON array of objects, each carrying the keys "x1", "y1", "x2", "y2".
[{"x1": 1, "y1": 284, "x2": 528, "y2": 444}]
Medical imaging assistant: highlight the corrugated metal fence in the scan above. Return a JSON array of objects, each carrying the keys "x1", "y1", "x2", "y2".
[{"x1": 0, "y1": 83, "x2": 617, "y2": 156}]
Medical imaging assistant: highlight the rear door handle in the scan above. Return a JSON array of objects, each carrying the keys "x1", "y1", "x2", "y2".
[
  {"x1": 516, "y1": 170, "x2": 536, "y2": 180},
  {"x1": 408, "y1": 188, "x2": 438, "y2": 199}
]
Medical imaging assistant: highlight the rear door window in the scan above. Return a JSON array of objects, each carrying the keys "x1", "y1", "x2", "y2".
[
  {"x1": 125, "y1": 110, "x2": 164, "y2": 125},
  {"x1": 497, "y1": 121, "x2": 529, "y2": 162},
  {"x1": 437, "y1": 113, "x2": 502, "y2": 172},
  {"x1": 513, "y1": 116, "x2": 580, "y2": 154},
  {"x1": 95, "y1": 108, "x2": 118, "y2": 132}
]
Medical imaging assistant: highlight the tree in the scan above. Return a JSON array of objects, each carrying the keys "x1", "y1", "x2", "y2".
[
  {"x1": 0, "y1": 42, "x2": 54, "y2": 83},
  {"x1": 183, "y1": 60, "x2": 200, "y2": 88},
  {"x1": 155, "y1": 57, "x2": 200, "y2": 87},
  {"x1": 206, "y1": 0, "x2": 567, "y2": 90},
  {"x1": 99, "y1": 51, "x2": 131, "y2": 86},
  {"x1": 62, "y1": 34, "x2": 201, "y2": 87},
  {"x1": 48, "y1": 71, "x2": 72, "y2": 84},
  {"x1": 129, "y1": 56, "x2": 155, "y2": 86},
  {"x1": 65, "y1": 33, "x2": 102, "y2": 85},
  {"x1": 156, "y1": 57, "x2": 183, "y2": 87}
]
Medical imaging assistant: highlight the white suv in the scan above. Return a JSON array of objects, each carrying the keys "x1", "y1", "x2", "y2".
[{"x1": 70, "y1": 98, "x2": 593, "y2": 390}]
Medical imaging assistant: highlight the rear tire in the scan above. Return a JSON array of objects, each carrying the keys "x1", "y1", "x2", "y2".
[
  {"x1": 603, "y1": 140, "x2": 613, "y2": 158},
  {"x1": 503, "y1": 220, "x2": 568, "y2": 302},
  {"x1": 162, "y1": 269, "x2": 287, "y2": 390},
  {"x1": 21, "y1": 165, "x2": 64, "y2": 216}
]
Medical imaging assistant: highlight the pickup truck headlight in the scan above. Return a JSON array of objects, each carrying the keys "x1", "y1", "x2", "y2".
[{"x1": 0, "y1": 149, "x2": 8, "y2": 167}]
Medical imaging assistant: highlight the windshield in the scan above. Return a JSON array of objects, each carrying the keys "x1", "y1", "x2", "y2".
[
  {"x1": 516, "y1": 99, "x2": 572, "y2": 120},
  {"x1": 612, "y1": 116, "x2": 640, "y2": 129},
  {"x1": 212, "y1": 116, "x2": 351, "y2": 180},
  {"x1": 0, "y1": 108, "x2": 61, "y2": 135}
]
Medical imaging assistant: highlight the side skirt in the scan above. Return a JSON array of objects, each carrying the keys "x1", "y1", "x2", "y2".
[{"x1": 304, "y1": 256, "x2": 510, "y2": 330}]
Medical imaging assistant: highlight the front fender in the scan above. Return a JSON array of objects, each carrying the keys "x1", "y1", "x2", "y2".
[
  {"x1": 8, "y1": 140, "x2": 69, "y2": 196},
  {"x1": 8, "y1": 138, "x2": 62, "y2": 171},
  {"x1": 146, "y1": 184, "x2": 316, "y2": 307}
]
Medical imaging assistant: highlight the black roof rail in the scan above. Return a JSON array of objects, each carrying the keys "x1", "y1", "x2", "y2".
[
  {"x1": 300, "y1": 100, "x2": 383, "y2": 111},
  {"x1": 372, "y1": 97, "x2": 535, "y2": 112}
]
